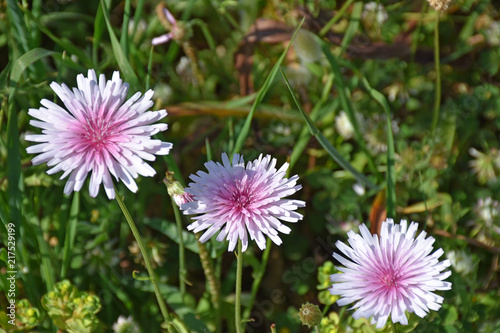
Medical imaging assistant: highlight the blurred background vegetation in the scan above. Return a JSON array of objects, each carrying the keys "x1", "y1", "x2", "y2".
[{"x1": 1, "y1": 0, "x2": 500, "y2": 332}]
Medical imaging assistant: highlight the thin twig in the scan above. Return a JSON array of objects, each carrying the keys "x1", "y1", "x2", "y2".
[{"x1": 431, "y1": 228, "x2": 500, "y2": 254}]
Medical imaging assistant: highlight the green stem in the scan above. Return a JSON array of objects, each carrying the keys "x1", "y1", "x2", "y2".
[
  {"x1": 319, "y1": 0, "x2": 356, "y2": 37},
  {"x1": 171, "y1": 200, "x2": 187, "y2": 298},
  {"x1": 243, "y1": 238, "x2": 271, "y2": 321},
  {"x1": 392, "y1": 322, "x2": 398, "y2": 333},
  {"x1": 120, "y1": 0, "x2": 131, "y2": 58},
  {"x1": 409, "y1": 2, "x2": 427, "y2": 66},
  {"x1": 431, "y1": 11, "x2": 441, "y2": 134},
  {"x1": 315, "y1": 326, "x2": 321, "y2": 333},
  {"x1": 61, "y1": 191, "x2": 79, "y2": 279},
  {"x1": 113, "y1": 186, "x2": 173, "y2": 330},
  {"x1": 235, "y1": 240, "x2": 243, "y2": 333},
  {"x1": 194, "y1": 232, "x2": 221, "y2": 332}
]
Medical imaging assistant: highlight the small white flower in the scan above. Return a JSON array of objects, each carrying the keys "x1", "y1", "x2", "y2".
[
  {"x1": 352, "y1": 182, "x2": 365, "y2": 196},
  {"x1": 363, "y1": 2, "x2": 388, "y2": 25},
  {"x1": 446, "y1": 250, "x2": 474, "y2": 275},
  {"x1": 335, "y1": 111, "x2": 356, "y2": 140},
  {"x1": 485, "y1": 21, "x2": 500, "y2": 46},
  {"x1": 112, "y1": 315, "x2": 140, "y2": 333}
]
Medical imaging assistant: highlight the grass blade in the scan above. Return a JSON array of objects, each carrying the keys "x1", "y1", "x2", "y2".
[
  {"x1": 319, "y1": 0, "x2": 356, "y2": 37},
  {"x1": 60, "y1": 191, "x2": 79, "y2": 279},
  {"x1": 31, "y1": 215, "x2": 56, "y2": 291},
  {"x1": 320, "y1": 40, "x2": 380, "y2": 180},
  {"x1": 6, "y1": 94, "x2": 22, "y2": 242},
  {"x1": 20, "y1": 9, "x2": 92, "y2": 68},
  {"x1": 205, "y1": 138, "x2": 213, "y2": 161},
  {"x1": 288, "y1": 74, "x2": 336, "y2": 176},
  {"x1": 232, "y1": 17, "x2": 305, "y2": 156},
  {"x1": 360, "y1": 77, "x2": 396, "y2": 219},
  {"x1": 10, "y1": 48, "x2": 56, "y2": 84},
  {"x1": 120, "y1": 0, "x2": 131, "y2": 58},
  {"x1": 341, "y1": 2, "x2": 363, "y2": 54},
  {"x1": 132, "y1": 0, "x2": 145, "y2": 40},
  {"x1": 0, "y1": 62, "x2": 13, "y2": 91},
  {"x1": 6, "y1": 0, "x2": 30, "y2": 54},
  {"x1": 281, "y1": 67, "x2": 378, "y2": 190},
  {"x1": 93, "y1": 1, "x2": 106, "y2": 66},
  {"x1": 100, "y1": 0, "x2": 140, "y2": 91}
]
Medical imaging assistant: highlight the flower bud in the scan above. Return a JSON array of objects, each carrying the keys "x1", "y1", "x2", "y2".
[
  {"x1": 17, "y1": 299, "x2": 41, "y2": 328},
  {"x1": 163, "y1": 171, "x2": 194, "y2": 206},
  {"x1": 298, "y1": 302, "x2": 322, "y2": 328},
  {"x1": 41, "y1": 280, "x2": 101, "y2": 332}
]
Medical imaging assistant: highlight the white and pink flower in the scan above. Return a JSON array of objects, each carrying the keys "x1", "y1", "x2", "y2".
[
  {"x1": 180, "y1": 153, "x2": 305, "y2": 252},
  {"x1": 26, "y1": 69, "x2": 172, "y2": 199},
  {"x1": 330, "y1": 218, "x2": 452, "y2": 328}
]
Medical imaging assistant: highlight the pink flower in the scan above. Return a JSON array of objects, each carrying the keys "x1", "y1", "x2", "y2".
[
  {"x1": 152, "y1": 8, "x2": 177, "y2": 46},
  {"x1": 173, "y1": 192, "x2": 194, "y2": 206},
  {"x1": 329, "y1": 219, "x2": 452, "y2": 328},
  {"x1": 26, "y1": 69, "x2": 172, "y2": 199},
  {"x1": 180, "y1": 153, "x2": 305, "y2": 252}
]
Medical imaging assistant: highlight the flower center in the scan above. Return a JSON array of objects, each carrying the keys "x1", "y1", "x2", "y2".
[
  {"x1": 232, "y1": 190, "x2": 252, "y2": 210},
  {"x1": 83, "y1": 116, "x2": 111, "y2": 152},
  {"x1": 379, "y1": 273, "x2": 397, "y2": 287}
]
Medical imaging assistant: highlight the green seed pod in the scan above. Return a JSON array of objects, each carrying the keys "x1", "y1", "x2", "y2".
[{"x1": 298, "y1": 302, "x2": 323, "y2": 328}]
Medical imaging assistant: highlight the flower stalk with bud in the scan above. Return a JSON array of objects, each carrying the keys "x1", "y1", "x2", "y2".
[
  {"x1": 153, "y1": 3, "x2": 205, "y2": 87},
  {"x1": 164, "y1": 172, "x2": 221, "y2": 331},
  {"x1": 164, "y1": 171, "x2": 188, "y2": 298}
]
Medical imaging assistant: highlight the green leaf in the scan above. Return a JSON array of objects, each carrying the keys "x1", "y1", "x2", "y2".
[
  {"x1": 341, "y1": 2, "x2": 363, "y2": 54},
  {"x1": 320, "y1": 40, "x2": 380, "y2": 180},
  {"x1": 288, "y1": 75, "x2": 336, "y2": 176},
  {"x1": 232, "y1": 17, "x2": 305, "y2": 156},
  {"x1": 92, "y1": 1, "x2": 106, "y2": 66},
  {"x1": 19, "y1": 9, "x2": 92, "y2": 68},
  {"x1": 0, "y1": 248, "x2": 7, "y2": 264},
  {"x1": 10, "y1": 48, "x2": 56, "y2": 84},
  {"x1": 6, "y1": 0, "x2": 30, "y2": 54},
  {"x1": 0, "y1": 62, "x2": 12, "y2": 90},
  {"x1": 120, "y1": 0, "x2": 132, "y2": 58},
  {"x1": 40, "y1": 12, "x2": 94, "y2": 25},
  {"x1": 444, "y1": 326, "x2": 459, "y2": 333},
  {"x1": 100, "y1": 0, "x2": 140, "y2": 90},
  {"x1": 280, "y1": 67, "x2": 379, "y2": 190},
  {"x1": 60, "y1": 191, "x2": 79, "y2": 279},
  {"x1": 319, "y1": 0, "x2": 356, "y2": 37},
  {"x1": 444, "y1": 306, "x2": 458, "y2": 326},
  {"x1": 143, "y1": 218, "x2": 199, "y2": 254},
  {"x1": 400, "y1": 193, "x2": 452, "y2": 214},
  {"x1": 360, "y1": 77, "x2": 396, "y2": 219}
]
